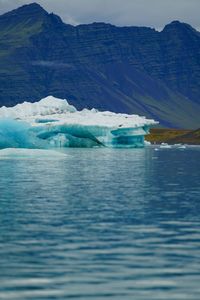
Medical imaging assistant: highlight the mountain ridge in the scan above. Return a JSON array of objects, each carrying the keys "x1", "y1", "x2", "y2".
[{"x1": 0, "y1": 3, "x2": 200, "y2": 128}]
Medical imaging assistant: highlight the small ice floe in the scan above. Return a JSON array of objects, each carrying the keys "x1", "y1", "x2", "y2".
[
  {"x1": 154, "y1": 148, "x2": 159, "y2": 151},
  {"x1": 178, "y1": 145, "x2": 186, "y2": 149},
  {"x1": 0, "y1": 148, "x2": 68, "y2": 159},
  {"x1": 173, "y1": 143, "x2": 187, "y2": 149},
  {"x1": 159, "y1": 143, "x2": 172, "y2": 149},
  {"x1": 144, "y1": 140, "x2": 151, "y2": 146}
]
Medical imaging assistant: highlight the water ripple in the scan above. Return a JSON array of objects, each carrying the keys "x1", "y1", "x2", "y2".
[{"x1": 0, "y1": 147, "x2": 200, "y2": 299}]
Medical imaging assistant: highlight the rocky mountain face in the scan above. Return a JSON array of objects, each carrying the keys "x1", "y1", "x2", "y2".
[{"x1": 0, "y1": 3, "x2": 200, "y2": 128}]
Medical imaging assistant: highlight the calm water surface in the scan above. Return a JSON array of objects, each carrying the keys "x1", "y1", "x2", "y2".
[{"x1": 0, "y1": 147, "x2": 200, "y2": 300}]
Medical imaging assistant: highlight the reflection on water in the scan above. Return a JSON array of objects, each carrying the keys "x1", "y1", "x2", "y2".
[{"x1": 0, "y1": 147, "x2": 200, "y2": 299}]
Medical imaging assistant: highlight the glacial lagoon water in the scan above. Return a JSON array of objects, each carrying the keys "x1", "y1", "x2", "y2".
[{"x1": 0, "y1": 146, "x2": 200, "y2": 300}]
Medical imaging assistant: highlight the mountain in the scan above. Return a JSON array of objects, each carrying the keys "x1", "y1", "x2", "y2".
[
  {"x1": 146, "y1": 128, "x2": 200, "y2": 145},
  {"x1": 0, "y1": 3, "x2": 200, "y2": 128},
  {"x1": 168, "y1": 128, "x2": 200, "y2": 144}
]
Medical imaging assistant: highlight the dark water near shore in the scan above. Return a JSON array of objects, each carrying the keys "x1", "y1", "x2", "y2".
[{"x1": 0, "y1": 147, "x2": 200, "y2": 300}]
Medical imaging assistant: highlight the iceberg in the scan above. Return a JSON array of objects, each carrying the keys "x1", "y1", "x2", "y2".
[{"x1": 0, "y1": 96, "x2": 157, "y2": 149}]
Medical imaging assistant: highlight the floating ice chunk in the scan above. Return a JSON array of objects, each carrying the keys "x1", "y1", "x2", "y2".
[
  {"x1": 144, "y1": 140, "x2": 151, "y2": 146},
  {"x1": 0, "y1": 96, "x2": 158, "y2": 149},
  {"x1": 160, "y1": 143, "x2": 172, "y2": 149},
  {"x1": 160, "y1": 145, "x2": 172, "y2": 149},
  {"x1": 0, "y1": 148, "x2": 68, "y2": 159}
]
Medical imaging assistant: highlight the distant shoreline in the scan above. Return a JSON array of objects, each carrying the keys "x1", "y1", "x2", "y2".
[{"x1": 146, "y1": 128, "x2": 200, "y2": 145}]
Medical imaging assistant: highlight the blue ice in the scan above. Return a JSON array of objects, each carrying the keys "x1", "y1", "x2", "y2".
[{"x1": 0, "y1": 118, "x2": 149, "y2": 149}]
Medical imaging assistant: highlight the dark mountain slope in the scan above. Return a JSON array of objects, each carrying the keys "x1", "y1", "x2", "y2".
[{"x1": 0, "y1": 3, "x2": 200, "y2": 128}]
